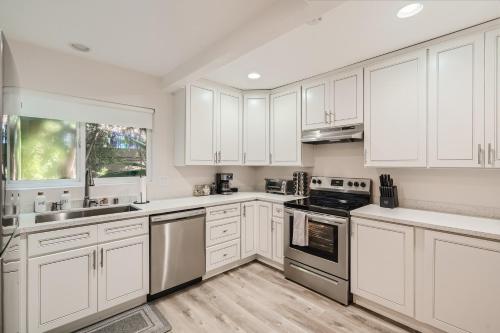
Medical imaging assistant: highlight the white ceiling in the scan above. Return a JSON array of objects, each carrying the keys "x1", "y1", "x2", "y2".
[
  {"x1": 206, "y1": 0, "x2": 500, "y2": 90},
  {"x1": 0, "y1": 0, "x2": 278, "y2": 76}
]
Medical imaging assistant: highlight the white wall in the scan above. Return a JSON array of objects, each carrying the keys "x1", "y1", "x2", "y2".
[{"x1": 3, "y1": 38, "x2": 221, "y2": 211}]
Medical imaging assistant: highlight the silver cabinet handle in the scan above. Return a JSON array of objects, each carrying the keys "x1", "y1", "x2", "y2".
[
  {"x1": 488, "y1": 143, "x2": 492, "y2": 165},
  {"x1": 324, "y1": 111, "x2": 329, "y2": 123},
  {"x1": 214, "y1": 152, "x2": 217, "y2": 164},
  {"x1": 100, "y1": 248, "x2": 104, "y2": 268},
  {"x1": 218, "y1": 151, "x2": 221, "y2": 163},
  {"x1": 93, "y1": 250, "x2": 96, "y2": 270},
  {"x1": 269, "y1": 152, "x2": 272, "y2": 164},
  {"x1": 478, "y1": 144, "x2": 482, "y2": 165},
  {"x1": 243, "y1": 205, "x2": 246, "y2": 217},
  {"x1": 243, "y1": 152, "x2": 246, "y2": 164}
]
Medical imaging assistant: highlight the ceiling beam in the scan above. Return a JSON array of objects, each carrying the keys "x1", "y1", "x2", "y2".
[{"x1": 162, "y1": 0, "x2": 343, "y2": 92}]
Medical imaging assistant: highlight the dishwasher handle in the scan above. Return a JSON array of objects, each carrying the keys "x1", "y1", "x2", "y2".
[{"x1": 150, "y1": 208, "x2": 206, "y2": 223}]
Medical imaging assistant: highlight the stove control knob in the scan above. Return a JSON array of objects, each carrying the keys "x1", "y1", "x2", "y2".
[
  {"x1": 312, "y1": 179, "x2": 317, "y2": 184},
  {"x1": 353, "y1": 181, "x2": 359, "y2": 187},
  {"x1": 360, "y1": 182, "x2": 366, "y2": 188},
  {"x1": 347, "y1": 181, "x2": 353, "y2": 187},
  {"x1": 317, "y1": 179, "x2": 322, "y2": 185}
]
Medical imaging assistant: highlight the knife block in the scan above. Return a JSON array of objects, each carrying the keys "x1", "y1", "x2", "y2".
[{"x1": 379, "y1": 186, "x2": 399, "y2": 209}]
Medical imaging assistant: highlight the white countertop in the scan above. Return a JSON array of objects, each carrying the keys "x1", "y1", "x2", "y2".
[
  {"x1": 17, "y1": 192, "x2": 302, "y2": 234},
  {"x1": 351, "y1": 204, "x2": 500, "y2": 241}
]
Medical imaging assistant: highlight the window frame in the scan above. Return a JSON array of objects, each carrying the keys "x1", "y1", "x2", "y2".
[{"x1": 5, "y1": 120, "x2": 152, "y2": 190}]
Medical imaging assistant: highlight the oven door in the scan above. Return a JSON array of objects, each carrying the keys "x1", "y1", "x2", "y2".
[{"x1": 284, "y1": 208, "x2": 348, "y2": 279}]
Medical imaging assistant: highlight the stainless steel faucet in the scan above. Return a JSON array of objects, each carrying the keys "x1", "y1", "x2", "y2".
[{"x1": 83, "y1": 169, "x2": 97, "y2": 208}]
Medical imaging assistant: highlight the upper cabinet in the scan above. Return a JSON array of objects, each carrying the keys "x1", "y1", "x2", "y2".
[
  {"x1": 428, "y1": 33, "x2": 485, "y2": 168},
  {"x1": 486, "y1": 28, "x2": 500, "y2": 168},
  {"x1": 175, "y1": 82, "x2": 243, "y2": 166},
  {"x1": 270, "y1": 86, "x2": 302, "y2": 166},
  {"x1": 364, "y1": 49, "x2": 427, "y2": 167},
  {"x1": 301, "y1": 67, "x2": 363, "y2": 131},
  {"x1": 243, "y1": 93, "x2": 270, "y2": 165}
]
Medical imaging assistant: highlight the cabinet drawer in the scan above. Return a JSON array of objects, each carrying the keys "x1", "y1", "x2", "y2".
[
  {"x1": 28, "y1": 225, "x2": 98, "y2": 257},
  {"x1": 206, "y1": 216, "x2": 241, "y2": 247},
  {"x1": 272, "y1": 204, "x2": 284, "y2": 218},
  {"x1": 98, "y1": 217, "x2": 148, "y2": 243},
  {"x1": 206, "y1": 239, "x2": 241, "y2": 271},
  {"x1": 206, "y1": 203, "x2": 241, "y2": 222}
]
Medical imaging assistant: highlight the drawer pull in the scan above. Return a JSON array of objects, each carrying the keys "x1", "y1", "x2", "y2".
[
  {"x1": 104, "y1": 223, "x2": 143, "y2": 235},
  {"x1": 222, "y1": 229, "x2": 228, "y2": 233},
  {"x1": 223, "y1": 253, "x2": 228, "y2": 257},
  {"x1": 39, "y1": 232, "x2": 91, "y2": 247}
]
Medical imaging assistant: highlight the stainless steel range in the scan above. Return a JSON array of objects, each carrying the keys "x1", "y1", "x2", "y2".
[{"x1": 284, "y1": 176, "x2": 371, "y2": 305}]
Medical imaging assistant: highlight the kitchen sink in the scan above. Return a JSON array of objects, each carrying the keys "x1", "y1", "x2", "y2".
[{"x1": 35, "y1": 205, "x2": 140, "y2": 224}]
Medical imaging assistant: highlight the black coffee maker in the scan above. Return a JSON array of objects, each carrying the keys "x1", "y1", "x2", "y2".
[{"x1": 215, "y1": 173, "x2": 233, "y2": 195}]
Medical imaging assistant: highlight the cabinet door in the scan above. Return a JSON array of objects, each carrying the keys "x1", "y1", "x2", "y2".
[
  {"x1": 331, "y1": 68, "x2": 363, "y2": 127},
  {"x1": 270, "y1": 87, "x2": 301, "y2": 166},
  {"x1": 243, "y1": 94, "x2": 270, "y2": 165},
  {"x1": 486, "y1": 28, "x2": 500, "y2": 168},
  {"x1": 272, "y1": 217, "x2": 284, "y2": 265},
  {"x1": 3, "y1": 261, "x2": 19, "y2": 333},
  {"x1": 364, "y1": 49, "x2": 427, "y2": 167},
  {"x1": 428, "y1": 33, "x2": 485, "y2": 167},
  {"x1": 217, "y1": 89, "x2": 243, "y2": 165},
  {"x1": 98, "y1": 235, "x2": 149, "y2": 311},
  {"x1": 422, "y1": 231, "x2": 500, "y2": 333},
  {"x1": 186, "y1": 83, "x2": 216, "y2": 165},
  {"x1": 302, "y1": 79, "x2": 330, "y2": 130},
  {"x1": 256, "y1": 201, "x2": 273, "y2": 259},
  {"x1": 28, "y1": 246, "x2": 98, "y2": 333},
  {"x1": 241, "y1": 202, "x2": 258, "y2": 258},
  {"x1": 351, "y1": 218, "x2": 414, "y2": 317}
]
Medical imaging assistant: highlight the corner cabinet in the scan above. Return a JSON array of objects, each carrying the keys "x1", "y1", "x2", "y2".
[
  {"x1": 364, "y1": 49, "x2": 427, "y2": 167},
  {"x1": 422, "y1": 230, "x2": 500, "y2": 333},
  {"x1": 175, "y1": 82, "x2": 243, "y2": 166},
  {"x1": 428, "y1": 33, "x2": 485, "y2": 168},
  {"x1": 486, "y1": 28, "x2": 500, "y2": 168},
  {"x1": 243, "y1": 93, "x2": 270, "y2": 165},
  {"x1": 270, "y1": 87, "x2": 302, "y2": 166},
  {"x1": 351, "y1": 218, "x2": 415, "y2": 317}
]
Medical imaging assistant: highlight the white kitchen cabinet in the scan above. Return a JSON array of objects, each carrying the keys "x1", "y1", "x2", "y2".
[
  {"x1": 302, "y1": 78, "x2": 330, "y2": 130},
  {"x1": 28, "y1": 246, "x2": 98, "y2": 333},
  {"x1": 272, "y1": 217, "x2": 284, "y2": 265},
  {"x1": 330, "y1": 67, "x2": 363, "y2": 127},
  {"x1": 185, "y1": 83, "x2": 217, "y2": 165},
  {"x1": 216, "y1": 88, "x2": 243, "y2": 165},
  {"x1": 3, "y1": 261, "x2": 19, "y2": 333},
  {"x1": 422, "y1": 230, "x2": 500, "y2": 333},
  {"x1": 243, "y1": 93, "x2": 270, "y2": 165},
  {"x1": 241, "y1": 202, "x2": 258, "y2": 258},
  {"x1": 486, "y1": 28, "x2": 500, "y2": 168},
  {"x1": 429, "y1": 33, "x2": 485, "y2": 168},
  {"x1": 364, "y1": 49, "x2": 427, "y2": 167},
  {"x1": 255, "y1": 201, "x2": 273, "y2": 260},
  {"x1": 270, "y1": 86, "x2": 302, "y2": 166},
  {"x1": 97, "y1": 235, "x2": 149, "y2": 311},
  {"x1": 351, "y1": 218, "x2": 414, "y2": 317}
]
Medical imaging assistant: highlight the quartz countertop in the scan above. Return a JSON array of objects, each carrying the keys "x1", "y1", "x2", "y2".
[
  {"x1": 351, "y1": 204, "x2": 500, "y2": 241},
  {"x1": 17, "y1": 192, "x2": 302, "y2": 234}
]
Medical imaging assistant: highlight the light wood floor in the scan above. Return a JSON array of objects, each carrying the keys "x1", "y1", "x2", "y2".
[{"x1": 153, "y1": 262, "x2": 412, "y2": 333}]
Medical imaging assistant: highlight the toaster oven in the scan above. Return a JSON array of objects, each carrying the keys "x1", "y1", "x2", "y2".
[{"x1": 265, "y1": 178, "x2": 294, "y2": 195}]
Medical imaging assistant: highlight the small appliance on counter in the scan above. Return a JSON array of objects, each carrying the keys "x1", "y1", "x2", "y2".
[
  {"x1": 293, "y1": 171, "x2": 308, "y2": 196},
  {"x1": 215, "y1": 173, "x2": 233, "y2": 195},
  {"x1": 265, "y1": 178, "x2": 294, "y2": 195},
  {"x1": 379, "y1": 174, "x2": 399, "y2": 208},
  {"x1": 193, "y1": 184, "x2": 211, "y2": 196}
]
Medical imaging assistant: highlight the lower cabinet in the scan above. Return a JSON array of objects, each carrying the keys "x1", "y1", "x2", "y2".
[
  {"x1": 206, "y1": 238, "x2": 241, "y2": 271},
  {"x1": 351, "y1": 218, "x2": 415, "y2": 317},
  {"x1": 422, "y1": 230, "x2": 500, "y2": 333},
  {"x1": 3, "y1": 261, "x2": 19, "y2": 333},
  {"x1": 98, "y1": 235, "x2": 149, "y2": 311},
  {"x1": 28, "y1": 246, "x2": 98, "y2": 333},
  {"x1": 255, "y1": 201, "x2": 273, "y2": 260},
  {"x1": 272, "y1": 217, "x2": 284, "y2": 264},
  {"x1": 241, "y1": 201, "x2": 258, "y2": 258}
]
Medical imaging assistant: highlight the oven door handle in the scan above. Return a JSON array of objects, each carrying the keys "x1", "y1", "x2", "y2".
[{"x1": 285, "y1": 209, "x2": 347, "y2": 226}]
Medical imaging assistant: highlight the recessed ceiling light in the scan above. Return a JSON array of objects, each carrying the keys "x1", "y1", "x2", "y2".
[
  {"x1": 397, "y1": 3, "x2": 423, "y2": 18},
  {"x1": 248, "y1": 72, "x2": 261, "y2": 80},
  {"x1": 70, "y1": 43, "x2": 90, "y2": 52}
]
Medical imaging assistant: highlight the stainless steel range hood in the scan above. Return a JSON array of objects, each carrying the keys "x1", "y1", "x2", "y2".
[{"x1": 301, "y1": 124, "x2": 363, "y2": 144}]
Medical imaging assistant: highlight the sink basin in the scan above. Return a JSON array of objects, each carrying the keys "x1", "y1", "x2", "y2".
[{"x1": 35, "y1": 205, "x2": 140, "y2": 224}]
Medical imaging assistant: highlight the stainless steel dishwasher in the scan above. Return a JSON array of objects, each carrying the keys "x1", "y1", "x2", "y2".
[{"x1": 149, "y1": 208, "x2": 206, "y2": 299}]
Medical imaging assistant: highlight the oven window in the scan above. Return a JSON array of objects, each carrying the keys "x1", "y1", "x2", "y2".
[{"x1": 289, "y1": 216, "x2": 339, "y2": 262}]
